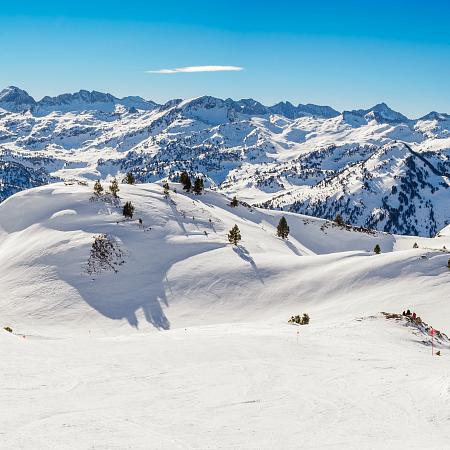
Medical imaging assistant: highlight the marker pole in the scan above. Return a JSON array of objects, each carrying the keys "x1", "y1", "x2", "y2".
[{"x1": 430, "y1": 328, "x2": 435, "y2": 356}]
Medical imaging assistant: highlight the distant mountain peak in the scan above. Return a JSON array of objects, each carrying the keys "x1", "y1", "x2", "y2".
[
  {"x1": 34, "y1": 89, "x2": 159, "y2": 113},
  {"x1": 296, "y1": 103, "x2": 340, "y2": 119},
  {"x1": 373, "y1": 101, "x2": 389, "y2": 109},
  {"x1": 419, "y1": 111, "x2": 450, "y2": 121},
  {"x1": 39, "y1": 89, "x2": 116, "y2": 107},
  {"x1": 0, "y1": 86, "x2": 36, "y2": 110},
  {"x1": 343, "y1": 102, "x2": 410, "y2": 124}
]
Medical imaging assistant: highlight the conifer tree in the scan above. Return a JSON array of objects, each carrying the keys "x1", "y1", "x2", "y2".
[
  {"x1": 193, "y1": 177, "x2": 204, "y2": 194},
  {"x1": 334, "y1": 214, "x2": 345, "y2": 226},
  {"x1": 277, "y1": 216, "x2": 290, "y2": 239},
  {"x1": 125, "y1": 172, "x2": 135, "y2": 185},
  {"x1": 122, "y1": 201, "x2": 134, "y2": 219},
  {"x1": 180, "y1": 171, "x2": 191, "y2": 191},
  {"x1": 374, "y1": 244, "x2": 381, "y2": 254},
  {"x1": 109, "y1": 178, "x2": 120, "y2": 197},
  {"x1": 93, "y1": 180, "x2": 103, "y2": 196},
  {"x1": 179, "y1": 171, "x2": 189, "y2": 185},
  {"x1": 228, "y1": 224, "x2": 241, "y2": 245},
  {"x1": 179, "y1": 171, "x2": 189, "y2": 186},
  {"x1": 230, "y1": 196, "x2": 238, "y2": 207}
]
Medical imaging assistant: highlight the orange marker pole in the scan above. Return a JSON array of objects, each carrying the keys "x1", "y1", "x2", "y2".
[{"x1": 430, "y1": 328, "x2": 435, "y2": 356}]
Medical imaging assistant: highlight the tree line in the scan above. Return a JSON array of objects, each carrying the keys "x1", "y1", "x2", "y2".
[{"x1": 91, "y1": 178, "x2": 394, "y2": 256}]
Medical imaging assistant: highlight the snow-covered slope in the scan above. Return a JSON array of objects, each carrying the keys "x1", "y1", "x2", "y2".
[
  {"x1": 264, "y1": 142, "x2": 450, "y2": 237},
  {"x1": 1, "y1": 86, "x2": 449, "y2": 236},
  {"x1": 1, "y1": 182, "x2": 448, "y2": 335},
  {"x1": 1, "y1": 182, "x2": 450, "y2": 449}
]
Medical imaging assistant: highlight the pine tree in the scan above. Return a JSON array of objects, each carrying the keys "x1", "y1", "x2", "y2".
[
  {"x1": 228, "y1": 224, "x2": 241, "y2": 245},
  {"x1": 374, "y1": 244, "x2": 381, "y2": 254},
  {"x1": 125, "y1": 172, "x2": 135, "y2": 185},
  {"x1": 179, "y1": 171, "x2": 191, "y2": 191},
  {"x1": 334, "y1": 214, "x2": 345, "y2": 226},
  {"x1": 93, "y1": 180, "x2": 103, "y2": 196},
  {"x1": 277, "y1": 216, "x2": 290, "y2": 239},
  {"x1": 109, "y1": 178, "x2": 120, "y2": 197},
  {"x1": 122, "y1": 201, "x2": 134, "y2": 219},
  {"x1": 230, "y1": 196, "x2": 238, "y2": 207},
  {"x1": 193, "y1": 177, "x2": 204, "y2": 195}
]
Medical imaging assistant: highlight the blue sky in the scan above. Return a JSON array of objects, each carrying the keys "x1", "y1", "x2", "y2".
[{"x1": 1, "y1": 0, "x2": 449, "y2": 117}]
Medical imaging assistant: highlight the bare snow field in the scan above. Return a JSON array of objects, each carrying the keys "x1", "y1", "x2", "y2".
[{"x1": 1, "y1": 182, "x2": 449, "y2": 449}]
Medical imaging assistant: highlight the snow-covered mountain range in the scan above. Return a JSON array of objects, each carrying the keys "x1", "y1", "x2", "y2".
[{"x1": 1, "y1": 86, "x2": 449, "y2": 236}]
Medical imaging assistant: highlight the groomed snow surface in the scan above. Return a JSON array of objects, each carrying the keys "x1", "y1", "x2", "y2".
[{"x1": 1, "y1": 182, "x2": 449, "y2": 449}]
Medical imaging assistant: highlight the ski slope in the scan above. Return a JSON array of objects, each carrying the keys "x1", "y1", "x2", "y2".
[{"x1": 0, "y1": 182, "x2": 449, "y2": 449}]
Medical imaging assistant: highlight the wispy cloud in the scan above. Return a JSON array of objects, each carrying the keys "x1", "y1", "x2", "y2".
[{"x1": 146, "y1": 65, "x2": 244, "y2": 74}]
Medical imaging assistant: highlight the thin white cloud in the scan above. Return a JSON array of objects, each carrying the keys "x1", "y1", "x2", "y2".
[{"x1": 146, "y1": 65, "x2": 244, "y2": 74}]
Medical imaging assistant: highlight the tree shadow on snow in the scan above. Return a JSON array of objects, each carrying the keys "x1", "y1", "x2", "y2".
[
  {"x1": 283, "y1": 239, "x2": 302, "y2": 256},
  {"x1": 232, "y1": 245, "x2": 265, "y2": 284},
  {"x1": 87, "y1": 288, "x2": 171, "y2": 331},
  {"x1": 36, "y1": 234, "x2": 224, "y2": 331}
]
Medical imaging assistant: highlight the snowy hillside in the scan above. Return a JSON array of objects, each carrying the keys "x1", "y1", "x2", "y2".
[
  {"x1": 1, "y1": 181, "x2": 449, "y2": 335},
  {"x1": 1, "y1": 182, "x2": 449, "y2": 449},
  {"x1": 264, "y1": 142, "x2": 450, "y2": 237},
  {"x1": 1, "y1": 86, "x2": 449, "y2": 237}
]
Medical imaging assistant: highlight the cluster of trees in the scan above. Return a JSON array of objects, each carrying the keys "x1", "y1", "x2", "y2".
[
  {"x1": 180, "y1": 171, "x2": 204, "y2": 194},
  {"x1": 162, "y1": 182, "x2": 170, "y2": 197},
  {"x1": 289, "y1": 314, "x2": 310, "y2": 325},
  {"x1": 125, "y1": 172, "x2": 135, "y2": 185},
  {"x1": 334, "y1": 214, "x2": 345, "y2": 226},
  {"x1": 336, "y1": 212, "x2": 383, "y2": 254},
  {"x1": 226, "y1": 216, "x2": 291, "y2": 246},
  {"x1": 123, "y1": 201, "x2": 135, "y2": 219},
  {"x1": 93, "y1": 179, "x2": 120, "y2": 198},
  {"x1": 86, "y1": 234, "x2": 125, "y2": 275},
  {"x1": 93, "y1": 180, "x2": 135, "y2": 219}
]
